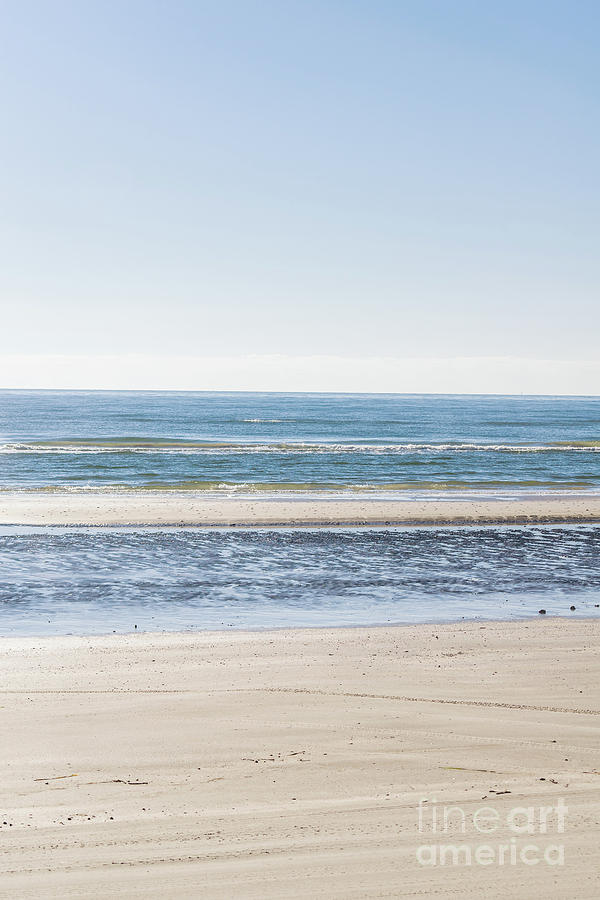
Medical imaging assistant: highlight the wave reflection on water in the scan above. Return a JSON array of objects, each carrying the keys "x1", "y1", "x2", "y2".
[{"x1": 1, "y1": 525, "x2": 599, "y2": 636}]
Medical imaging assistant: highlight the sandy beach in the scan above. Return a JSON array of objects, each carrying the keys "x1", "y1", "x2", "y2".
[
  {"x1": 1, "y1": 618, "x2": 598, "y2": 898},
  {"x1": 2, "y1": 490, "x2": 600, "y2": 526}
]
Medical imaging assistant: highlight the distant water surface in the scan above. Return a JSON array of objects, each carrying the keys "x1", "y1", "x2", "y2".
[
  {"x1": 1, "y1": 391, "x2": 600, "y2": 495},
  {"x1": 1, "y1": 525, "x2": 599, "y2": 636}
]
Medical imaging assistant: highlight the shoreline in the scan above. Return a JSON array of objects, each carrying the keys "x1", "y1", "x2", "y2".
[
  {"x1": 3, "y1": 613, "x2": 598, "y2": 641},
  {"x1": 2, "y1": 618, "x2": 599, "y2": 897},
  {"x1": 2, "y1": 490, "x2": 600, "y2": 526}
]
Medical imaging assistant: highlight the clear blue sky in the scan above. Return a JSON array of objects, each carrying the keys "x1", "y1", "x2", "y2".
[{"x1": 1, "y1": 1, "x2": 599, "y2": 389}]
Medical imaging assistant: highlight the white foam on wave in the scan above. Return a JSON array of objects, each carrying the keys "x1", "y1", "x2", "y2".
[{"x1": 1, "y1": 441, "x2": 599, "y2": 455}]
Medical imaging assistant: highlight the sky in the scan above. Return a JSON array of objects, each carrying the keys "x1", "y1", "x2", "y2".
[{"x1": 1, "y1": 0, "x2": 598, "y2": 392}]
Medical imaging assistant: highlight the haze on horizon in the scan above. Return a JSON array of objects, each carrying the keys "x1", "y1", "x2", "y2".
[{"x1": 1, "y1": 1, "x2": 598, "y2": 393}]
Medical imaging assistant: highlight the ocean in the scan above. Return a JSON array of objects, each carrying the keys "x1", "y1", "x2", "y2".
[
  {"x1": 1, "y1": 391, "x2": 599, "y2": 636},
  {"x1": 1, "y1": 391, "x2": 600, "y2": 494}
]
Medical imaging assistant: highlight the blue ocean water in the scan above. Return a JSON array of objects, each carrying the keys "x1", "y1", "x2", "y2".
[{"x1": 1, "y1": 391, "x2": 599, "y2": 494}]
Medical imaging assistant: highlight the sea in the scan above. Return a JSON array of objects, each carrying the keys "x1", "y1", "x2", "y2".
[{"x1": 1, "y1": 390, "x2": 599, "y2": 635}]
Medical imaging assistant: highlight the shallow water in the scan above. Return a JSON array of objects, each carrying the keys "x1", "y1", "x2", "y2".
[{"x1": 1, "y1": 525, "x2": 599, "y2": 636}]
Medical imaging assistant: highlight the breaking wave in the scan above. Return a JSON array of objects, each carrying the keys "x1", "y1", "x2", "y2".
[{"x1": 2, "y1": 439, "x2": 600, "y2": 455}]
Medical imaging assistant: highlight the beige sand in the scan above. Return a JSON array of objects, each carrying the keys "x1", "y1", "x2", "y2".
[
  {"x1": 2, "y1": 490, "x2": 600, "y2": 525},
  {"x1": 0, "y1": 618, "x2": 598, "y2": 898}
]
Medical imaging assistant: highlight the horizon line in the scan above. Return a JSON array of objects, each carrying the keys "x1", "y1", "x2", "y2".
[{"x1": 1, "y1": 387, "x2": 599, "y2": 399}]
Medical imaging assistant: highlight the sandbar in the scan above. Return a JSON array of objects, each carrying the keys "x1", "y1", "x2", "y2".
[{"x1": 2, "y1": 490, "x2": 600, "y2": 526}]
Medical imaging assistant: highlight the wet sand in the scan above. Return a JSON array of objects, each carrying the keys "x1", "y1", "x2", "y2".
[
  {"x1": 0, "y1": 618, "x2": 598, "y2": 898},
  {"x1": 2, "y1": 490, "x2": 600, "y2": 526}
]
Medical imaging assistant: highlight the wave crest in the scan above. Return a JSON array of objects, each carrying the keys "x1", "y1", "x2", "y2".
[{"x1": 2, "y1": 439, "x2": 600, "y2": 455}]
